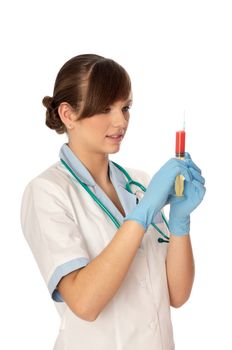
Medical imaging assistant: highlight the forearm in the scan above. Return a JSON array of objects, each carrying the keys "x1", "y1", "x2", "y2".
[
  {"x1": 59, "y1": 220, "x2": 145, "y2": 320},
  {"x1": 166, "y1": 234, "x2": 195, "y2": 308}
]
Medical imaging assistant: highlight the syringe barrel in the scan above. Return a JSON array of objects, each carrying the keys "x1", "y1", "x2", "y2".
[
  {"x1": 175, "y1": 130, "x2": 185, "y2": 157},
  {"x1": 175, "y1": 130, "x2": 185, "y2": 197}
]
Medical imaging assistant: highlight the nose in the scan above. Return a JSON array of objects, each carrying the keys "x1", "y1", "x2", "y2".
[{"x1": 112, "y1": 109, "x2": 128, "y2": 128}]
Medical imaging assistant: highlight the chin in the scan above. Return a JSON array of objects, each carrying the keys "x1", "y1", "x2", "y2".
[
  {"x1": 104, "y1": 146, "x2": 121, "y2": 155},
  {"x1": 106, "y1": 149, "x2": 120, "y2": 155}
]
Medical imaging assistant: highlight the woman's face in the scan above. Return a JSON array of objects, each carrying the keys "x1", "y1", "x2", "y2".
[{"x1": 70, "y1": 96, "x2": 133, "y2": 155}]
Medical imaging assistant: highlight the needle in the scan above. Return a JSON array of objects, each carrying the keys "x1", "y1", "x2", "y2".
[{"x1": 183, "y1": 110, "x2": 186, "y2": 130}]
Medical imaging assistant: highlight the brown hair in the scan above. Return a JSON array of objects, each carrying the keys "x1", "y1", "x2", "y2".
[{"x1": 42, "y1": 54, "x2": 131, "y2": 134}]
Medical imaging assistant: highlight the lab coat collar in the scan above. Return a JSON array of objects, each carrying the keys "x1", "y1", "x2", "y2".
[
  {"x1": 59, "y1": 143, "x2": 96, "y2": 186},
  {"x1": 59, "y1": 144, "x2": 160, "y2": 226},
  {"x1": 59, "y1": 143, "x2": 126, "y2": 188}
]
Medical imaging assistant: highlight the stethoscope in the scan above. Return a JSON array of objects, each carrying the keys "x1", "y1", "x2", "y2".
[{"x1": 60, "y1": 158, "x2": 170, "y2": 243}]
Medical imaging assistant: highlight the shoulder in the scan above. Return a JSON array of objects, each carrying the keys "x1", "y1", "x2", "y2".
[
  {"x1": 21, "y1": 161, "x2": 72, "y2": 203},
  {"x1": 20, "y1": 162, "x2": 75, "y2": 232}
]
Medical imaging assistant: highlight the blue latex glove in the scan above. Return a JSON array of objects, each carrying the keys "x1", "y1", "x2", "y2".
[
  {"x1": 123, "y1": 158, "x2": 193, "y2": 230},
  {"x1": 168, "y1": 152, "x2": 206, "y2": 236}
]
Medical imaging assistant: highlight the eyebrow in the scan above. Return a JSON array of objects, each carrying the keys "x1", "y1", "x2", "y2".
[{"x1": 111, "y1": 99, "x2": 133, "y2": 106}]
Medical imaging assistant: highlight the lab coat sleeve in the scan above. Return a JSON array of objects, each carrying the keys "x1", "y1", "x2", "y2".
[{"x1": 20, "y1": 177, "x2": 90, "y2": 302}]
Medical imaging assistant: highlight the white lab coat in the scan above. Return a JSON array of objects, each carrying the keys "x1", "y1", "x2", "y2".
[{"x1": 20, "y1": 143, "x2": 175, "y2": 350}]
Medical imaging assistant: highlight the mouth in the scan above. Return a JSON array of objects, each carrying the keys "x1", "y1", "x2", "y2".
[{"x1": 106, "y1": 134, "x2": 124, "y2": 142}]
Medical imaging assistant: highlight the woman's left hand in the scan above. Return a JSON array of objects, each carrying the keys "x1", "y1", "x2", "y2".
[{"x1": 168, "y1": 152, "x2": 206, "y2": 236}]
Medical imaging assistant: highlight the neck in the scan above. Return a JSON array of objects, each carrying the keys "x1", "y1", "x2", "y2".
[{"x1": 67, "y1": 142, "x2": 111, "y2": 186}]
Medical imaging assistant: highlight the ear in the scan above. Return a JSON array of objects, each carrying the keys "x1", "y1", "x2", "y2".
[{"x1": 58, "y1": 102, "x2": 76, "y2": 128}]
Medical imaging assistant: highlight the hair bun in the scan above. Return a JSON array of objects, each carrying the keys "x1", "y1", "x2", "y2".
[
  {"x1": 42, "y1": 95, "x2": 64, "y2": 134},
  {"x1": 42, "y1": 96, "x2": 55, "y2": 110}
]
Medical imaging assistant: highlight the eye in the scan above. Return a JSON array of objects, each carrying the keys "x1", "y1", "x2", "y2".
[
  {"x1": 122, "y1": 105, "x2": 131, "y2": 112},
  {"x1": 102, "y1": 107, "x2": 111, "y2": 114}
]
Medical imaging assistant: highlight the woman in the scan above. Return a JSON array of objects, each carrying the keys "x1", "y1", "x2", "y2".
[{"x1": 20, "y1": 53, "x2": 206, "y2": 350}]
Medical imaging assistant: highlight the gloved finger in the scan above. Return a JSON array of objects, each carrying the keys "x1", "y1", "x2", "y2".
[
  {"x1": 156, "y1": 158, "x2": 177, "y2": 173},
  {"x1": 167, "y1": 194, "x2": 185, "y2": 205},
  {"x1": 188, "y1": 167, "x2": 205, "y2": 185},
  {"x1": 159, "y1": 158, "x2": 193, "y2": 182},
  {"x1": 174, "y1": 153, "x2": 202, "y2": 175},
  {"x1": 160, "y1": 157, "x2": 183, "y2": 170},
  {"x1": 169, "y1": 162, "x2": 193, "y2": 182},
  {"x1": 184, "y1": 152, "x2": 192, "y2": 160},
  {"x1": 173, "y1": 156, "x2": 200, "y2": 173},
  {"x1": 185, "y1": 156, "x2": 202, "y2": 174},
  {"x1": 192, "y1": 179, "x2": 206, "y2": 200}
]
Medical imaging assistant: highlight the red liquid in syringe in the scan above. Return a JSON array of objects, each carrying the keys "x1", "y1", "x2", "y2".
[{"x1": 175, "y1": 130, "x2": 185, "y2": 157}]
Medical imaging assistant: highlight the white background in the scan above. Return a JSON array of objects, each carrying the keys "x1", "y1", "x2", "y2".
[{"x1": 1, "y1": 0, "x2": 231, "y2": 349}]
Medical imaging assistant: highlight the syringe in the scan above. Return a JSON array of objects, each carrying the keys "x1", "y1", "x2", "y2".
[{"x1": 175, "y1": 114, "x2": 186, "y2": 196}]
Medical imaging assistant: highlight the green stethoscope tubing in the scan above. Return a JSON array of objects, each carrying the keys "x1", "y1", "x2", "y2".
[{"x1": 60, "y1": 158, "x2": 170, "y2": 243}]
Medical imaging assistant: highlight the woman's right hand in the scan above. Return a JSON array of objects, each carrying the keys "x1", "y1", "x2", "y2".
[{"x1": 123, "y1": 158, "x2": 192, "y2": 230}]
